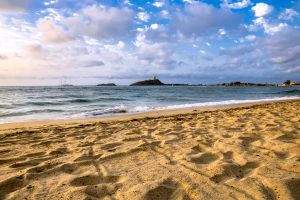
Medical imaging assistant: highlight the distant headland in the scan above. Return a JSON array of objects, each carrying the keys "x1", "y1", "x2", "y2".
[
  {"x1": 97, "y1": 83, "x2": 117, "y2": 86},
  {"x1": 130, "y1": 76, "x2": 203, "y2": 86},
  {"x1": 130, "y1": 76, "x2": 164, "y2": 86},
  {"x1": 130, "y1": 77, "x2": 300, "y2": 87}
]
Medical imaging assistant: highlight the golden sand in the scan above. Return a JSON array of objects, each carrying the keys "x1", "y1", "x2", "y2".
[{"x1": 0, "y1": 100, "x2": 299, "y2": 199}]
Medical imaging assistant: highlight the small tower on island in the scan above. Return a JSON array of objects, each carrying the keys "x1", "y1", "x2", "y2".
[{"x1": 152, "y1": 75, "x2": 157, "y2": 80}]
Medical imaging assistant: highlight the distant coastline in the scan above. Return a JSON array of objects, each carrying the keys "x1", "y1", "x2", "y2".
[{"x1": 130, "y1": 77, "x2": 300, "y2": 87}]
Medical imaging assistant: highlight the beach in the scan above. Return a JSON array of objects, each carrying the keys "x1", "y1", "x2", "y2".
[{"x1": 0, "y1": 99, "x2": 299, "y2": 199}]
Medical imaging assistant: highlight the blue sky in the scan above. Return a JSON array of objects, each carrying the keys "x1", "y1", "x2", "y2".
[{"x1": 0, "y1": 0, "x2": 299, "y2": 85}]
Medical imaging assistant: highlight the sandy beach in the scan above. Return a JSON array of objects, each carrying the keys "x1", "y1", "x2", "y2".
[{"x1": 0, "y1": 100, "x2": 299, "y2": 200}]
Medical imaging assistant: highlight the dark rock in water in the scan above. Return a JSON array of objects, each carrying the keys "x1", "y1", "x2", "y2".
[
  {"x1": 208, "y1": 82, "x2": 276, "y2": 86},
  {"x1": 97, "y1": 83, "x2": 117, "y2": 86},
  {"x1": 130, "y1": 79, "x2": 164, "y2": 86}
]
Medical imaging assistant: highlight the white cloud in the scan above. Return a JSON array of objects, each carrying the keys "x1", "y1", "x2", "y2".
[
  {"x1": 264, "y1": 28, "x2": 300, "y2": 73},
  {"x1": 0, "y1": 16, "x2": 7, "y2": 25},
  {"x1": 219, "y1": 45, "x2": 254, "y2": 56},
  {"x1": 44, "y1": 0, "x2": 59, "y2": 6},
  {"x1": 218, "y1": 28, "x2": 226, "y2": 35},
  {"x1": 183, "y1": 0, "x2": 197, "y2": 4},
  {"x1": 245, "y1": 35, "x2": 256, "y2": 40},
  {"x1": 117, "y1": 41, "x2": 125, "y2": 49},
  {"x1": 222, "y1": 0, "x2": 251, "y2": 9},
  {"x1": 160, "y1": 10, "x2": 170, "y2": 18},
  {"x1": 150, "y1": 23, "x2": 159, "y2": 30},
  {"x1": 253, "y1": 17, "x2": 287, "y2": 35},
  {"x1": 137, "y1": 12, "x2": 150, "y2": 22},
  {"x1": 174, "y1": 2, "x2": 241, "y2": 38},
  {"x1": 83, "y1": 36, "x2": 100, "y2": 46},
  {"x1": 279, "y1": 9, "x2": 299, "y2": 21},
  {"x1": 239, "y1": 34, "x2": 256, "y2": 42},
  {"x1": 0, "y1": 0, "x2": 30, "y2": 13},
  {"x1": 137, "y1": 42, "x2": 177, "y2": 69},
  {"x1": 124, "y1": 0, "x2": 133, "y2": 6},
  {"x1": 42, "y1": 8, "x2": 62, "y2": 22},
  {"x1": 65, "y1": 5, "x2": 133, "y2": 40},
  {"x1": 251, "y1": 3, "x2": 273, "y2": 17},
  {"x1": 152, "y1": 1, "x2": 164, "y2": 8},
  {"x1": 36, "y1": 19, "x2": 72, "y2": 43},
  {"x1": 79, "y1": 60, "x2": 105, "y2": 68},
  {"x1": 134, "y1": 26, "x2": 178, "y2": 69}
]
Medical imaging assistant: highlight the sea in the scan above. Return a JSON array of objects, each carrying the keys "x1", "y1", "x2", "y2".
[{"x1": 0, "y1": 86, "x2": 300, "y2": 124}]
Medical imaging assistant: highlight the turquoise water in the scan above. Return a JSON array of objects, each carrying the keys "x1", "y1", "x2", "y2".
[{"x1": 0, "y1": 86, "x2": 299, "y2": 123}]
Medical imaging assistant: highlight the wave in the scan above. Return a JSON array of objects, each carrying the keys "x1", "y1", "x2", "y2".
[
  {"x1": 1, "y1": 95, "x2": 300, "y2": 123},
  {"x1": 72, "y1": 96, "x2": 300, "y2": 118},
  {"x1": 0, "y1": 109, "x2": 64, "y2": 118},
  {"x1": 277, "y1": 89, "x2": 300, "y2": 95},
  {"x1": 69, "y1": 99, "x2": 94, "y2": 103},
  {"x1": 129, "y1": 96, "x2": 300, "y2": 113},
  {"x1": 73, "y1": 105, "x2": 127, "y2": 118},
  {"x1": 68, "y1": 97, "x2": 127, "y2": 104},
  {"x1": 152, "y1": 96, "x2": 300, "y2": 111},
  {"x1": 29, "y1": 102, "x2": 64, "y2": 106}
]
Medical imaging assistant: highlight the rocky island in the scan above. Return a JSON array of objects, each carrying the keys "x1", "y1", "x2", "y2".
[
  {"x1": 97, "y1": 83, "x2": 117, "y2": 86},
  {"x1": 130, "y1": 76, "x2": 164, "y2": 86},
  {"x1": 130, "y1": 76, "x2": 205, "y2": 86}
]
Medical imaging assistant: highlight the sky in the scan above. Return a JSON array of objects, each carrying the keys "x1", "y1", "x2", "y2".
[{"x1": 0, "y1": 0, "x2": 300, "y2": 85}]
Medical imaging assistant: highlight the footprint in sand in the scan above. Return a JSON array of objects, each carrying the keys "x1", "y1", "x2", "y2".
[
  {"x1": 48, "y1": 147, "x2": 69, "y2": 156},
  {"x1": 145, "y1": 184, "x2": 176, "y2": 200},
  {"x1": 23, "y1": 152, "x2": 46, "y2": 158},
  {"x1": 222, "y1": 151, "x2": 233, "y2": 159},
  {"x1": 144, "y1": 179, "x2": 190, "y2": 200},
  {"x1": 25, "y1": 163, "x2": 78, "y2": 182},
  {"x1": 210, "y1": 161, "x2": 260, "y2": 183},
  {"x1": 188, "y1": 145, "x2": 204, "y2": 155},
  {"x1": 285, "y1": 178, "x2": 300, "y2": 200},
  {"x1": 273, "y1": 151, "x2": 290, "y2": 159},
  {"x1": 0, "y1": 157, "x2": 26, "y2": 166},
  {"x1": 26, "y1": 162, "x2": 61, "y2": 174},
  {"x1": 275, "y1": 133, "x2": 297, "y2": 142},
  {"x1": 187, "y1": 144, "x2": 219, "y2": 164},
  {"x1": 9, "y1": 157, "x2": 51, "y2": 169},
  {"x1": 0, "y1": 175, "x2": 27, "y2": 199},
  {"x1": 74, "y1": 153, "x2": 102, "y2": 162},
  {"x1": 238, "y1": 136, "x2": 259, "y2": 147},
  {"x1": 84, "y1": 185, "x2": 115, "y2": 199},
  {"x1": 122, "y1": 136, "x2": 142, "y2": 142},
  {"x1": 190, "y1": 152, "x2": 219, "y2": 164},
  {"x1": 101, "y1": 142, "x2": 123, "y2": 151},
  {"x1": 70, "y1": 175, "x2": 120, "y2": 187},
  {"x1": 77, "y1": 142, "x2": 94, "y2": 147}
]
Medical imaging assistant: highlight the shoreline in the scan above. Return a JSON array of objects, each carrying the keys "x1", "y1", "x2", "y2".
[{"x1": 1, "y1": 98, "x2": 299, "y2": 130}]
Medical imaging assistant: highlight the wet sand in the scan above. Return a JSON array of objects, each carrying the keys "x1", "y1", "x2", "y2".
[{"x1": 0, "y1": 100, "x2": 299, "y2": 199}]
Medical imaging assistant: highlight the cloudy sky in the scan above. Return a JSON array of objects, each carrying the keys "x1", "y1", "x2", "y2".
[{"x1": 0, "y1": 0, "x2": 299, "y2": 85}]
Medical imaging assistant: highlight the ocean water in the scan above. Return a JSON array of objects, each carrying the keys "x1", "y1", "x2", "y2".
[{"x1": 0, "y1": 86, "x2": 300, "y2": 124}]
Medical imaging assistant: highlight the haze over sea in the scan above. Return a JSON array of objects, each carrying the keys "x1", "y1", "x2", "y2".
[{"x1": 0, "y1": 86, "x2": 299, "y2": 124}]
